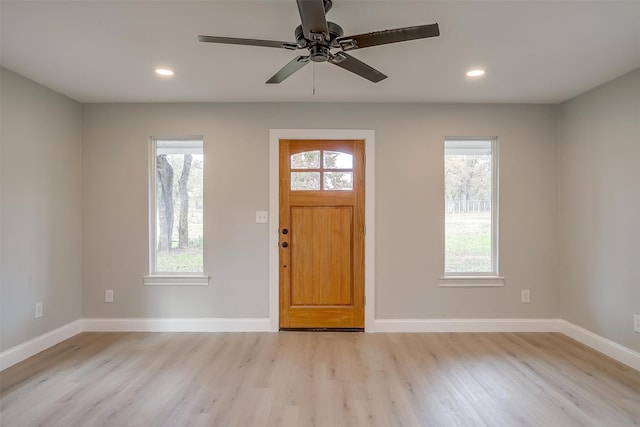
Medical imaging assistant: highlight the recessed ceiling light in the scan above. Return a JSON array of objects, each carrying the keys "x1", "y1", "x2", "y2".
[
  {"x1": 155, "y1": 68, "x2": 174, "y2": 76},
  {"x1": 466, "y1": 69, "x2": 485, "y2": 77}
]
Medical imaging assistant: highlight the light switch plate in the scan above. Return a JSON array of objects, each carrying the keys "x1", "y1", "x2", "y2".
[{"x1": 256, "y1": 211, "x2": 268, "y2": 224}]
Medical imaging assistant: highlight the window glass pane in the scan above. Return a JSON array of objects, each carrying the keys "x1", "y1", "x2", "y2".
[
  {"x1": 444, "y1": 140, "x2": 493, "y2": 273},
  {"x1": 324, "y1": 172, "x2": 353, "y2": 190},
  {"x1": 291, "y1": 172, "x2": 321, "y2": 190},
  {"x1": 154, "y1": 140, "x2": 204, "y2": 273},
  {"x1": 291, "y1": 151, "x2": 320, "y2": 169},
  {"x1": 323, "y1": 151, "x2": 353, "y2": 169}
]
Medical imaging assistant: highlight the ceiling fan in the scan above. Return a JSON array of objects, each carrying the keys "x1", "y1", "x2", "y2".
[{"x1": 198, "y1": 0, "x2": 440, "y2": 84}]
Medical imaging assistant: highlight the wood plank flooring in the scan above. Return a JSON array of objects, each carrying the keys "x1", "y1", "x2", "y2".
[{"x1": 1, "y1": 332, "x2": 639, "y2": 426}]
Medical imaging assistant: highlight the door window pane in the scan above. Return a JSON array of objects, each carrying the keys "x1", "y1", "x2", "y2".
[
  {"x1": 323, "y1": 151, "x2": 353, "y2": 169},
  {"x1": 291, "y1": 151, "x2": 320, "y2": 169},
  {"x1": 291, "y1": 172, "x2": 321, "y2": 190},
  {"x1": 324, "y1": 172, "x2": 353, "y2": 190}
]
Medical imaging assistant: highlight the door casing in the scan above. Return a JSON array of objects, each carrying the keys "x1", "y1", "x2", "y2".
[{"x1": 269, "y1": 129, "x2": 375, "y2": 332}]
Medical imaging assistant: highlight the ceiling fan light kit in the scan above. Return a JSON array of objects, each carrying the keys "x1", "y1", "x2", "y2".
[{"x1": 198, "y1": 0, "x2": 440, "y2": 84}]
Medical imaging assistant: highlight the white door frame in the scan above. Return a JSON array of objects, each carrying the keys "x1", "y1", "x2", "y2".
[{"x1": 269, "y1": 129, "x2": 375, "y2": 332}]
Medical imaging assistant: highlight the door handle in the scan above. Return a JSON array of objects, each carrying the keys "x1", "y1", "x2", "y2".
[
  {"x1": 281, "y1": 242, "x2": 289, "y2": 248},
  {"x1": 282, "y1": 228, "x2": 288, "y2": 234}
]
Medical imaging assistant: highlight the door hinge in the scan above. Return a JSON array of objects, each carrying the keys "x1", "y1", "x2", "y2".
[{"x1": 364, "y1": 295, "x2": 366, "y2": 306}]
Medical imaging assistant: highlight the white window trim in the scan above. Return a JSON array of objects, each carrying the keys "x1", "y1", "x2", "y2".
[
  {"x1": 441, "y1": 137, "x2": 500, "y2": 286},
  {"x1": 144, "y1": 136, "x2": 209, "y2": 286},
  {"x1": 143, "y1": 274, "x2": 210, "y2": 286},
  {"x1": 438, "y1": 276, "x2": 505, "y2": 288}
]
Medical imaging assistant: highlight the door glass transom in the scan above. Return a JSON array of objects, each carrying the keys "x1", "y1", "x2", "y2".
[{"x1": 291, "y1": 150, "x2": 353, "y2": 191}]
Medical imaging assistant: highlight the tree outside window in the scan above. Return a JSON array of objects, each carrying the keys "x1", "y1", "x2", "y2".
[
  {"x1": 444, "y1": 139, "x2": 497, "y2": 275},
  {"x1": 152, "y1": 139, "x2": 204, "y2": 274}
]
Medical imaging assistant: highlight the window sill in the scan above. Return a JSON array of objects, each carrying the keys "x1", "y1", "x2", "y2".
[
  {"x1": 438, "y1": 276, "x2": 505, "y2": 288},
  {"x1": 143, "y1": 275, "x2": 210, "y2": 286}
]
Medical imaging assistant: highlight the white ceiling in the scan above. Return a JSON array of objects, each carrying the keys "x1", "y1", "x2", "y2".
[{"x1": 1, "y1": 0, "x2": 639, "y2": 104}]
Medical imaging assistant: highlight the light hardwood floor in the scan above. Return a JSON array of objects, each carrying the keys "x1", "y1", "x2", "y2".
[{"x1": 1, "y1": 332, "x2": 639, "y2": 426}]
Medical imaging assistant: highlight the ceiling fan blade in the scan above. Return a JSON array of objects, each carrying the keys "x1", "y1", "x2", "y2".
[
  {"x1": 337, "y1": 23, "x2": 440, "y2": 51},
  {"x1": 266, "y1": 56, "x2": 311, "y2": 84},
  {"x1": 329, "y1": 52, "x2": 387, "y2": 83},
  {"x1": 198, "y1": 35, "x2": 298, "y2": 50},
  {"x1": 296, "y1": 0, "x2": 329, "y2": 40}
]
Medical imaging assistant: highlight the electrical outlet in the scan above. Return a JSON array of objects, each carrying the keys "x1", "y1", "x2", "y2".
[
  {"x1": 105, "y1": 289, "x2": 114, "y2": 303},
  {"x1": 521, "y1": 289, "x2": 530, "y2": 303},
  {"x1": 634, "y1": 315, "x2": 640, "y2": 333},
  {"x1": 35, "y1": 302, "x2": 43, "y2": 319}
]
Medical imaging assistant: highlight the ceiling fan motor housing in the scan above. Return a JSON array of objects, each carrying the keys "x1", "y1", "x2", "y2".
[
  {"x1": 294, "y1": 21, "x2": 344, "y2": 62},
  {"x1": 308, "y1": 44, "x2": 329, "y2": 62}
]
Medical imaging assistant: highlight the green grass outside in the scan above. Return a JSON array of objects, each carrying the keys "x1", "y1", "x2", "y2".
[
  {"x1": 156, "y1": 213, "x2": 491, "y2": 273},
  {"x1": 445, "y1": 213, "x2": 492, "y2": 272},
  {"x1": 156, "y1": 246, "x2": 203, "y2": 272}
]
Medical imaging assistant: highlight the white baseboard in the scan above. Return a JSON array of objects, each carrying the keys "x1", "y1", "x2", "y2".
[
  {"x1": 558, "y1": 320, "x2": 640, "y2": 372},
  {"x1": 3, "y1": 318, "x2": 637, "y2": 373},
  {"x1": 82, "y1": 317, "x2": 273, "y2": 333},
  {"x1": 0, "y1": 319, "x2": 83, "y2": 371},
  {"x1": 374, "y1": 318, "x2": 562, "y2": 333}
]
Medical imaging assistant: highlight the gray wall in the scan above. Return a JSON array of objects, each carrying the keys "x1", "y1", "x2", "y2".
[
  {"x1": 5, "y1": 66, "x2": 638, "y2": 356},
  {"x1": 558, "y1": 69, "x2": 640, "y2": 352},
  {"x1": 82, "y1": 103, "x2": 559, "y2": 320},
  {"x1": 0, "y1": 68, "x2": 83, "y2": 351}
]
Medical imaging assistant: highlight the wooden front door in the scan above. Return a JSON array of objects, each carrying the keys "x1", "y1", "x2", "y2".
[{"x1": 279, "y1": 139, "x2": 365, "y2": 329}]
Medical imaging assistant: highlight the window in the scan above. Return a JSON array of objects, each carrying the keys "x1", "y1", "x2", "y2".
[
  {"x1": 144, "y1": 137, "x2": 208, "y2": 285},
  {"x1": 290, "y1": 150, "x2": 354, "y2": 191},
  {"x1": 443, "y1": 138, "x2": 499, "y2": 280}
]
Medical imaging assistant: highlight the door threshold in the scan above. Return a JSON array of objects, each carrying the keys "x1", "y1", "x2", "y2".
[{"x1": 279, "y1": 328, "x2": 364, "y2": 332}]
